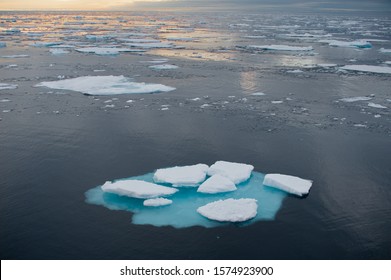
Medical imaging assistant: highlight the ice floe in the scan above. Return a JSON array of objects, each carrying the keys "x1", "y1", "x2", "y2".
[
  {"x1": 35, "y1": 76, "x2": 175, "y2": 95},
  {"x1": 49, "y1": 49, "x2": 69, "y2": 55},
  {"x1": 197, "y1": 174, "x2": 237, "y2": 194},
  {"x1": 251, "y1": 92, "x2": 266, "y2": 96},
  {"x1": 339, "y1": 96, "x2": 372, "y2": 102},
  {"x1": 30, "y1": 42, "x2": 63, "y2": 47},
  {"x1": 286, "y1": 69, "x2": 303, "y2": 73},
  {"x1": 1, "y1": 54, "x2": 29, "y2": 58},
  {"x1": 123, "y1": 42, "x2": 174, "y2": 49},
  {"x1": 263, "y1": 174, "x2": 313, "y2": 197},
  {"x1": 149, "y1": 64, "x2": 178, "y2": 70},
  {"x1": 153, "y1": 164, "x2": 209, "y2": 187},
  {"x1": 208, "y1": 161, "x2": 254, "y2": 184},
  {"x1": 379, "y1": 48, "x2": 391, "y2": 53},
  {"x1": 368, "y1": 102, "x2": 387, "y2": 109},
  {"x1": 101, "y1": 180, "x2": 178, "y2": 199},
  {"x1": 0, "y1": 83, "x2": 18, "y2": 90},
  {"x1": 75, "y1": 47, "x2": 145, "y2": 55},
  {"x1": 247, "y1": 45, "x2": 313, "y2": 51},
  {"x1": 320, "y1": 40, "x2": 372, "y2": 48},
  {"x1": 197, "y1": 198, "x2": 257, "y2": 222},
  {"x1": 340, "y1": 65, "x2": 391, "y2": 74},
  {"x1": 143, "y1": 198, "x2": 173, "y2": 207}
]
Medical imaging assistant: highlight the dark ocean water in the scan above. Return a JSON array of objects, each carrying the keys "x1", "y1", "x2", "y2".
[{"x1": 0, "y1": 11, "x2": 390, "y2": 259}]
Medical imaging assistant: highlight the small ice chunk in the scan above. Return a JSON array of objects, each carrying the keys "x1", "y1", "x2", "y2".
[
  {"x1": 149, "y1": 64, "x2": 178, "y2": 70},
  {"x1": 49, "y1": 48, "x2": 69, "y2": 55},
  {"x1": 197, "y1": 174, "x2": 237, "y2": 194},
  {"x1": 247, "y1": 45, "x2": 313, "y2": 51},
  {"x1": 379, "y1": 48, "x2": 391, "y2": 53},
  {"x1": 0, "y1": 83, "x2": 18, "y2": 90},
  {"x1": 271, "y1": 100, "x2": 283, "y2": 104},
  {"x1": 368, "y1": 102, "x2": 387, "y2": 109},
  {"x1": 354, "y1": 124, "x2": 367, "y2": 128},
  {"x1": 340, "y1": 96, "x2": 372, "y2": 102},
  {"x1": 124, "y1": 42, "x2": 174, "y2": 49},
  {"x1": 101, "y1": 180, "x2": 178, "y2": 199},
  {"x1": 75, "y1": 47, "x2": 145, "y2": 55},
  {"x1": 30, "y1": 42, "x2": 63, "y2": 47},
  {"x1": 340, "y1": 65, "x2": 391, "y2": 74},
  {"x1": 384, "y1": 61, "x2": 391, "y2": 65},
  {"x1": 190, "y1": 97, "x2": 201, "y2": 101},
  {"x1": 263, "y1": 174, "x2": 312, "y2": 196},
  {"x1": 200, "y1": 104, "x2": 211, "y2": 108},
  {"x1": 1, "y1": 54, "x2": 29, "y2": 58},
  {"x1": 208, "y1": 161, "x2": 254, "y2": 184},
  {"x1": 0, "y1": 42, "x2": 6, "y2": 48},
  {"x1": 35, "y1": 76, "x2": 175, "y2": 95},
  {"x1": 197, "y1": 198, "x2": 257, "y2": 222},
  {"x1": 374, "y1": 114, "x2": 381, "y2": 118},
  {"x1": 251, "y1": 92, "x2": 266, "y2": 96},
  {"x1": 317, "y1": 63, "x2": 337, "y2": 67},
  {"x1": 143, "y1": 198, "x2": 173, "y2": 207},
  {"x1": 326, "y1": 40, "x2": 371, "y2": 48},
  {"x1": 153, "y1": 164, "x2": 209, "y2": 187},
  {"x1": 287, "y1": 69, "x2": 303, "y2": 73}
]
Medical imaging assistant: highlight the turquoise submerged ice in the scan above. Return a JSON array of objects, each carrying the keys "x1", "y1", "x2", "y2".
[{"x1": 85, "y1": 171, "x2": 287, "y2": 228}]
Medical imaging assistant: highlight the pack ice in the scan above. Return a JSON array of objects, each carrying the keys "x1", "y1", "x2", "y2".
[
  {"x1": 35, "y1": 76, "x2": 175, "y2": 95},
  {"x1": 207, "y1": 161, "x2": 254, "y2": 184},
  {"x1": 340, "y1": 65, "x2": 391, "y2": 74},
  {"x1": 197, "y1": 174, "x2": 237, "y2": 194},
  {"x1": 153, "y1": 164, "x2": 209, "y2": 187},
  {"x1": 263, "y1": 174, "x2": 313, "y2": 196}
]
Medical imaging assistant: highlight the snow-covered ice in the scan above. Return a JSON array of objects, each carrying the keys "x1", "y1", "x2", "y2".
[
  {"x1": 197, "y1": 198, "x2": 257, "y2": 222},
  {"x1": 340, "y1": 65, "x2": 391, "y2": 74},
  {"x1": 208, "y1": 161, "x2": 254, "y2": 184},
  {"x1": 49, "y1": 49, "x2": 69, "y2": 55},
  {"x1": 247, "y1": 45, "x2": 313, "y2": 51},
  {"x1": 149, "y1": 64, "x2": 179, "y2": 70},
  {"x1": 263, "y1": 174, "x2": 313, "y2": 196},
  {"x1": 153, "y1": 164, "x2": 209, "y2": 187},
  {"x1": 75, "y1": 47, "x2": 145, "y2": 55},
  {"x1": 143, "y1": 198, "x2": 173, "y2": 207},
  {"x1": 368, "y1": 102, "x2": 387, "y2": 109},
  {"x1": 1, "y1": 54, "x2": 29, "y2": 58},
  {"x1": 340, "y1": 96, "x2": 372, "y2": 102},
  {"x1": 197, "y1": 174, "x2": 237, "y2": 194},
  {"x1": 251, "y1": 92, "x2": 266, "y2": 96},
  {"x1": 101, "y1": 179, "x2": 178, "y2": 199},
  {"x1": 0, "y1": 83, "x2": 18, "y2": 90},
  {"x1": 35, "y1": 76, "x2": 175, "y2": 95},
  {"x1": 379, "y1": 48, "x2": 391, "y2": 53},
  {"x1": 320, "y1": 40, "x2": 372, "y2": 48}
]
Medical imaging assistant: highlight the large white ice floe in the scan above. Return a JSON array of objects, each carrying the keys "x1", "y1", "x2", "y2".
[
  {"x1": 263, "y1": 174, "x2": 313, "y2": 196},
  {"x1": 153, "y1": 164, "x2": 209, "y2": 187},
  {"x1": 149, "y1": 64, "x2": 179, "y2": 70},
  {"x1": 197, "y1": 174, "x2": 237, "y2": 194},
  {"x1": 247, "y1": 45, "x2": 313, "y2": 51},
  {"x1": 197, "y1": 198, "x2": 258, "y2": 222},
  {"x1": 207, "y1": 161, "x2": 254, "y2": 184},
  {"x1": 75, "y1": 47, "x2": 145, "y2": 55},
  {"x1": 35, "y1": 76, "x2": 175, "y2": 95},
  {"x1": 368, "y1": 102, "x2": 387, "y2": 109},
  {"x1": 319, "y1": 40, "x2": 372, "y2": 48},
  {"x1": 143, "y1": 198, "x2": 173, "y2": 207},
  {"x1": 340, "y1": 65, "x2": 391, "y2": 74},
  {"x1": 101, "y1": 180, "x2": 178, "y2": 199},
  {"x1": 0, "y1": 83, "x2": 18, "y2": 90},
  {"x1": 339, "y1": 96, "x2": 372, "y2": 102}
]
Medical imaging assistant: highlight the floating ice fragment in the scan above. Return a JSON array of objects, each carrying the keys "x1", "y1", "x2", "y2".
[
  {"x1": 119, "y1": 38, "x2": 160, "y2": 43},
  {"x1": 354, "y1": 124, "x2": 367, "y2": 128},
  {"x1": 0, "y1": 99, "x2": 11, "y2": 102},
  {"x1": 102, "y1": 180, "x2": 178, "y2": 199},
  {"x1": 124, "y1": 42, "x2": 174, "y2": 49},
  {"x1": 263, "y1": 174, "x2": 312, "y2": 197},
  {"x1": 340, "y1": 65, "x2": 391, "y2": 74},
  {"x1": 247, "y1": 45, "x2": 313, "y2": 51},
  {"x1": 143, "y1": 198, "x2": 173, "y2": 207},
  {"x1": 190, "y1": 97, "x2": 201, "y2": 101},
  {"x1": 368, "y1": 102, "x2": 387, "y2": 109},
  {"x1": 0, "y1": 83, "x2": 18, "y2": 90},
  {"x1": 35, "y1": 76, "x2": 175, "y2": 95},
  {"x1": 271, "y1": 100, "x2": 283, "y2": 104},
  {"x1": 208, "y1": 161, "x2": 254, "y2": 184},
  {"x1": 153, "y1": 164, "x2": 209, "y2": 187},
  {"x1": 317, "y1": 63, "x2": 337, "y2": 67},
  {"x1": 149, "y1": 64, "x2": 178, "y2": 70},
  {"x1": 251, "y1": 92, "x2": 266, "y2": 96},
  {"x1": 76, "y1": 47, "x2": 145, "y2": 55},
  {"x1": 197, "y1": 198, "x2": 257, "y2": 222},
  {"x1": 339, "y1": 96, "x2": 372, "y2": 102},
  {"x1": 49, "y1": 49, "x2": 69, "y2": 55},
  {"x1": 379, "y1": 48, "x2": 391, "y2": 53},
  {"x1": 30, "y1": 42, "x2": 63, "y2": 47},
  {"x1": 197, "y1": 174, "x2": 237, "y2": 194},
  {"x1": 286, "y1": 69, "x2": 303, "y2": 73},
  {"x1": 1, "y1": 54, "x2": 29, "y2": 58},
  {"x1": 320, "y1": 40, "x2": 372, "y2": 48},
  {"x1": 0, "y1": 42, "x2": 7, "y2": 48},
  {"x1": 374, "y1": 114, "x2": 381, "y2": 118}
]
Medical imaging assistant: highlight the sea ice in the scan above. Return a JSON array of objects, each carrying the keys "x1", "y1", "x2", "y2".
[
  {"x1": 149, "y1": 64, "x2": 179, "y2": 70},
  {"x1": 75, "y1": 47, "x2": 145, "y2": 55},
  {"x1": 251, "y1": 92, "x2": 266, "y2": 96},
  {"x1": 0, "y1": 83, "x2": 18, "y2": 90},
  {"x1": 247, "y1": 45, "x2": 313, "y2": 51},
  {"x1": 197, "y1": 198, "x2": 257, "y2": 222},
  {"x1": 263, "y1": 174, "x2": 312, "y2": 196},
  {"x1": 101, "y1": 179, "x2": 178, "y2": 199},
  {"x1": 208, "y1": 161, "x2": 254, "y2": 184},
  {"x1": 0, "y1": 42, "x2": 7, "y2": 48},
  {"x1": 340, "y1": 65, "x2": 391, "y2": 74},
  {"x1": 286, "y1": 69, "x2": 303, "y2": 73},
  {"x1": 49, "y1": 49, "x2": 69, "y2": 55},
  {"x1": 143, "y1": 198, "x2": 173, "y2": 207},
  {"x1": 197, "y1": 174, "x2": 237, "y2": 194},
  {"x1": 1, "y1": 54, "x2": 29, "y2": 58},
  {"x1": 119, "y1": 38, "x2": 160, "y2": 43},
  {"x1": 123, "y1": 42, "x2": 174, "y2": 49},
  {"x1": 368, "y1": 102, "x2": 387, "y2": 109},
  {"x1": 339, "y1": 96, "x2": 372, "y2": 102},
  {"x1": 320, "y1": 40, "x2": 372, "y2": 48},
  {"x1": 317, "y1": 63, "x2": 337, "y2": 67},
  {"x1": 30, "y1": 42, "x2": 63, "y2": 47},
  {"x1": 153, "y1": 164, "x2": 209, "y2": 187},
  {"x1": 379, "y1": 48, "x2": 391, "y2": 53},
  {"x1": 35, "y1": 76, "x2": 175, "y2": 95}
]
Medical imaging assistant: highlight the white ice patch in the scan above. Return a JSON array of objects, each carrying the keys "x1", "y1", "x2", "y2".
[
  {"x1": 143, "y1": 198, "x2": 173, "y2": 207},
  {"x1": 247, "y1": 45, "x2": 313, "y2": 51},
  {"x1": 368, "y1": 102, "x2": 387, "y2": 109},
  {"x1": 263, "y1": 174, "x2": 312, "y2": 197},
  {"x1": 197, "y1": 198, "x2": 257, "y2": 222},
  {"x1": 251, "y1": 92, "x2": 266, "y2": 96},
  {"x1": 286, "y1": 69, "x2": 303, "y2": 73},
  {"x1": 149, "y1": 64, "x2": 178, "y2": 70},
  {"x1": 317, "y1": 63, "x2": 337, "y2": 67},
  {"x1": 340, "y1": 65, "x2": 391, "y2": 74},
  {"x1": 379, "y1": 48, "x2": 391, "y2": 53},
  {"x1": 208, "y1": 161, "x2": 254, "y2": 184},
  {"x1": 75, "y1": 47, "x2": 145, "y2": 55},
  {"x1": 153, "y1": 164, "x2": 209, "y2": 187},
  {"x1": 0, "y1": 83, "x2": 18, "y2": 90},
  {"x1": 101, "y1": 180, "x2": 178, "y2": 199},
  {"x1": 197, "y1": 174, "x2": 237, "y2": 194},
  {"x1": 49, "y1": 49, "x2": 69, "y2": 55},
  {"x1": 320, "y1": 40, "x2": 372, "y2": 48},
  {"x1": 35, "y1": 76, "x2": 175, "y2": 95},
  {"x1": 30, "y1": 42, "x2": 63, "y2": 47},
  {"x1": 339, "y1": 96, "x2": 372, "y2": 102},
  {"x1": 1, "y1": 54, "x2": 29, "y2": 58}
]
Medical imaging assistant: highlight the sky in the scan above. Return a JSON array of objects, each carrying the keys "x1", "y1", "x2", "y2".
[{"x1": 0, "y1": 0, "x2": 390, "y2": 12}]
